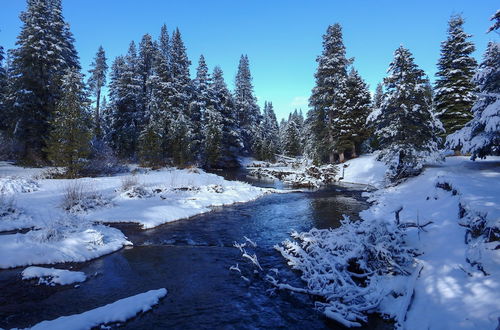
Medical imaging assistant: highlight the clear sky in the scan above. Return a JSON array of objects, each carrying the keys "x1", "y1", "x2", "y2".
[{"x1": 1, "y1": 1, "x2": 498, "y2": 120}]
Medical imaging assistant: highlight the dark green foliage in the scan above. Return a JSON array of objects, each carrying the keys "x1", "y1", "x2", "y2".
[
  {"x1": 8, "y1": 0, "x2": 80, "y2": 163},
  {"x1": 234, "y1": 55, "x2": 260, "y2": 154},
  {"x1": 435, "y1": 15, "x2": 477, "y2": 137},
  {"x1": 44, "y1": 69, "x2": 91, "y2": 178},
  {"x1": 375, "y1": 46, "x2": 442, "y2": 181}
]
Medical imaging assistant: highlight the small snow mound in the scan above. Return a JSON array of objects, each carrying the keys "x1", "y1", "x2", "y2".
[
  {"x1": 28, "y1": 288, "x2": 167, "y2": 330},
  {"x1": 0, "y1": 176, "x2": 39, "y2": 195},
  {"x1": 22, "y1": 266, "x2": 86, "y2": 286}
]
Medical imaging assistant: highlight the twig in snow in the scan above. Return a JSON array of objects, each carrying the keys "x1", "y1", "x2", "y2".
[
  {"x1": 229, "y1": 263, "x2": 241, "y2": 273},
  {"x1": 242, "y1": 251, "x2": 263, "y2": 271}
]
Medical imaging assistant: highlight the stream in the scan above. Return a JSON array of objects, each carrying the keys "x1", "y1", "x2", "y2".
[{"x1": 0, "y1": 169, "x2": 384, "y2": 329}]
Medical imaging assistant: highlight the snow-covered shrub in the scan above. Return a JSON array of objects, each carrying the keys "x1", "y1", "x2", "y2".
[
  {"x1": 28, "y1": 215, "x2": 84, "y2": 243},
  {"x1": 0, "y1": 176, "x2": 39, "y2": 194},
  {"x1": 120, "y1": 175, "x2": 139, "y2": 192},
  {"x1": 119, "y1": 175, "x2": 152, "y2": 199},
  {"x1": 61, "y1": 181, "x2": 110, "y2": 213},
  {"x1": 275, "y1": 216, "x2": 417, "y2": 327}
]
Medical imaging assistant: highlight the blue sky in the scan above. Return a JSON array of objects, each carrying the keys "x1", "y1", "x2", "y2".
[{"x1": 1, "y1": 1, "x2": 498, "y2": 120}]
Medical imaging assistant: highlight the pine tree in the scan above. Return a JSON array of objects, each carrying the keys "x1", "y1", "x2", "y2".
[
  {"x1": 192, "y1": 55, "x2": 212, "y2": 162},
  {"x1": 44, "y1": 68, "x2": 91, "y2": 178},
  {"x1": 138, "y1": 105, "x2": 164, "y2": 168},
  {"x1": 435, "y1": 15, "x2": 477, "y2": 137},
  {"x1": 203, "y1": 106, "x2": 224, "y2": 167},
  {"x1": 137, "y1": 34, "x2": 157, "y2": 122},
  {"x1": 336, "y1": 68, "x2": 372, "y2": 158},
  {"x1": 88, "y1": 46, "x2": 108, "y2": 138},
  {"x1": 234, "y1": 55, "x2": 260, "y2": 154},
  {"x1": 211, "y1": 66, "x2": 242, "y2": 167},
  {"x1": 373, "y1": 83, "x2": 384, "y2": 109},
  {"x1": 0, "y1": 46, "x2": 7, "y2": 131},
  {"x1": 254, "y1": 101, "x2": 280, "y2": 160},
  {"x1": 487, "y1": 10, "x2": 500, "y2": 33},
  {"x1": 282, "y1": 111, "x2": 302, "y2": 157},
  {"x1": 109, "y1": 42, "x2": 141, "y2": 158},
  {"x1": 8, "y1": 0, "x2": 80, "y2": 162},
  {"x1": 375, "y1": 46, "x2": 442, "y2": 181},
  {"x1": 447, "y1": 41, "x2": 500, "y2": 159},
  {"x1": 308, "y1": 23, "x2": 352, "y2": 163},
  {"x1": 167, "y1": 28, "x2": 193, "y2": 165}
]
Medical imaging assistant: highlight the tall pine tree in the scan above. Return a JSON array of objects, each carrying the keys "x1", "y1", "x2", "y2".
[
  {"x1": 375, "y1": 46, "x2": 442, "y2": 181},
  {"x1": 234, "y1": 55, "x2": 260, "y2": 154},
  {"x1": 211, "y1": 66, "x2": 242, "y2": 167},
  {"x1": 447, "y1": 41, "x2": 500, "y2": 158},
  {"x1": 88, "y1": 46, "x2": 108, "y2": 138},
  {"x1": 44, "y1": 68, "x2": 91, "y2": 178},
  {"x1": 434, "y1": 15, "x2": 477, "y2": 137},
  {"x1": 308, "y1": 23, "x2": 352, "y2": 163},
  {"x1": 8, "y1": 0, "x2": 80, "y2": 162}
]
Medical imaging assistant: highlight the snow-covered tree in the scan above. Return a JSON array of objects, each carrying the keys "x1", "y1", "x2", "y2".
[
  {"x1": 137, "y1": 34, "x2": 157, "y2": 122},
  {"x1": 192, "y1": 55, "x2": 212, "y2": 162},
  {"x1": 44, "y1": 68, "x2": 91, "y2": 178},
  {"x1": 211, "y1": 66, "x2": 242, "y2": 167},
  {"x1": 335, "y1": 68, "x2": 372, "y2": 158},
  {"x1": 282, "y1": 110, "x2": 303, "y2": 157},
  {"x1": 487, "y1": 10, "x2": 500, "y2": 34},
  {"x1": 308, "y1": 23, "x2": 352, "y2": 163},
  {"x1": 447, "y1": 41, "x2": 500, "y2": 159},
  {"x1": 109, "y1": 42, "x2": 142, "y2": 158},
  {"x1": 373, "y1": 83, "x2": 384, "y2": 109},
  {"x1": 203, "y1": 106, "x2": 224, "y2": 168},
  {"x1": 170, "y1": 113, "x2": 192, "y2": 166},
  {"x1": 87, "y1": 46, "x2": 108, "y2": 138},
  {"x1": 434, "y1": 15, "x2": 477, "y2": 137},
  {"x1": 234, "y1": 55, "x2": 260, "y2": 154},
  {"x1": 8, "y1": 0, "x2": 80, "y2": 162},
  {"x1": 375, "y1": 46, "x2": 442, "y2": 181},
  {"x1": 254, "y1": 101, "x2": 280, "y2": 160}
]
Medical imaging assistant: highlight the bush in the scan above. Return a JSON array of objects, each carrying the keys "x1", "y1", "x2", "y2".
[
  {"x1": 61, "y1": 181, "x2": 110, "y2": 213},
  {"x1": 81, "y1": 139, "x2": 127, "y2": 177}
]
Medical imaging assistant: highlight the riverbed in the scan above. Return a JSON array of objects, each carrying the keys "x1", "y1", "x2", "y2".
[{"x1": 0, "y1": 171, "x2": 377, "y2": 329}]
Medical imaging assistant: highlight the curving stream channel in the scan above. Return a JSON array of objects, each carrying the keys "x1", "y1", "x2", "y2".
[{"x1": 0, "y1": 170, "x2": 382, "y2": 329}]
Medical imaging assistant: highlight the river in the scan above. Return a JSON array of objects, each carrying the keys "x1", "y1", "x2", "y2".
[{"x1": 0, "y1": 170, "x2": 385, "y2": 329}]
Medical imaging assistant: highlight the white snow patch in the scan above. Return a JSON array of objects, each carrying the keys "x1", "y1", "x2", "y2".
[
  {"x1": 22, "y1": 266, "x2": 86, "y2": 286},
  {"x1": 28, "y1": 288, "x2": 167, "y2": 329}
]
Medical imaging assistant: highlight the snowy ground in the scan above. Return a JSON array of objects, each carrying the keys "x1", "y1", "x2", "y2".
[
  {"x1": 0, "y1": 162, "x2": 275, "y2": 268},
  {"x1": 22, "y1": 266, "x2": 87, "y2": 286},
  {"x1": 280, "y1": 154, "x2": 500, "y2": 329}
]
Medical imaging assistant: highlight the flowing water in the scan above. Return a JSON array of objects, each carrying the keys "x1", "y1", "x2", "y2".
[{"x1": 0, "y1": 170, "x2": 384, "y2": 329}]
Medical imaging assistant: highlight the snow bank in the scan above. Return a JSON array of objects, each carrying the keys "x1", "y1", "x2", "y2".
[
  {"x1": 339, "y1": 153, "x2": 387, "y2": 188},
  {"x1": 90, "y1": 168, "x2": 274, "y2": 229},
  {"x1": 22, "y1": 266, "x2": 86, "y2": 286},
  {"x1": 28, "y1": 288, "x2": 167, "y2": 330},
  {"x1": 0, "y1": 222, "x2": 131, "y2": 269},
  {"x1": 360, "y1": 156, "x2": 500, "y2": 329}
]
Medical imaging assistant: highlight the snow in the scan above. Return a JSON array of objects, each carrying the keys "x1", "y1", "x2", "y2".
[
  {"x1": 22, "y1": 266, "x2": 86, "y2": 286},
  {"x1": 0, "y1": 162, "x2": 276, "y2": 268},
  {"x1": 28, "y1": 288, "x2": 167, "y2": 330},
  {"x1": 339, "y1": 153, "x2": 387, "y2": 188},
  {"x1": 360, "y1": 156, "x2": 500, "y2": 329}
]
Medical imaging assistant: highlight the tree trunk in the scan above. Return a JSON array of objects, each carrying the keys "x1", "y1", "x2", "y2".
[
  {"x1": 329, "y1": 151, "x2": 335, "y2": 164},
  {"x1": 339, "y1": 152, "x2": 345, "y2": 163},
  {"x1": 351, "y1": 144, "x2": 357, "y2": 158},
  {"x1": 95, "y1": 88, "x2": 101, "y2": 138}
]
